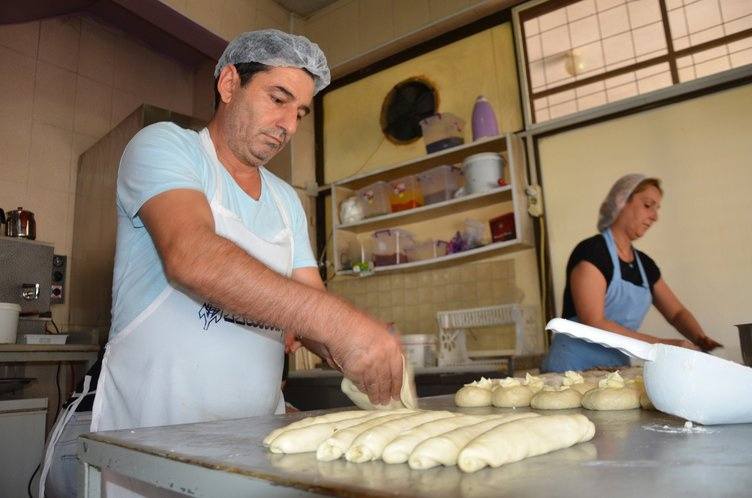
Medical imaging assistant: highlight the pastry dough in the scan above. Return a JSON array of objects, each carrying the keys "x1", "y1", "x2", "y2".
[
  {"x1": 491, "y1": 385, "x2": 534, "y2": 408},
  {"x1": 569, "y1": 382, "x2": 597, "y2": 395},
  {"x1": 382, "y1": 414, "x2": 488, "y2": 464},
  {"x1": 316, "y1": 410, "x2": 416, "y2": 461},
  {"x1": 454, "y1": 386, "x2": 492, "y2": 407},
  {"x1": 263, "y1": 409, "x2": 367, "y2": 447},
  {"x1": 530, "y1": 386, "x2": 582, "y2": 410},
  {"x1": 269, "y1": 411, "x2": 394, "y2": 454},
  {"x1": 457, "y1": 413, "x2": 595, "y2": 473},
  {"x1": 341, "y1": 355, "x2": 418, "y2": 410},
  {"x1": 581, "y1": 386, "x2": 640, "y2": 411},
  {"x1": 345, "y1": 410, "x2": 456, "y2": 463},
  {"x1": 408, "y1": 413, "x2": 540, "y2": 470}
]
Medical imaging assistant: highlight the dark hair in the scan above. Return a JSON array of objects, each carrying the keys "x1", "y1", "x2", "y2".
[{"x1": 213, "y1": 62, "x2": 272, "y2": 109}]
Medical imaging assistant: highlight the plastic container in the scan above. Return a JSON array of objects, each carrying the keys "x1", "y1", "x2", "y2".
[
  {"x1": 489, "y1": 212, "x2": 516, "y2": 242},
  {"x1": 388, "y1": 175, "x2": 424, "y2": 212},
  {"x1": 401, "y1": 334, "x2": 438, "y2": 368},
  {"x1": 418, "y1": 165, "x2": 462, "y2": 205},
  {"x1": 406, "y1": 239, "x2": 448, "y2": 262},
  {"x1": 420, "y1": 113, "x2": 465, "y2": 154},
  {"x1": 372, "y1": 229, "x2": 415, "y2": 267},
  {"x1": 463, "y1": 219, "x2": 486, "y2": 249},
  {"x1": 0, "y1": 303, "x2": 21, "y2": 344},
  {"x1": 356, "y1": 181, "x2": 391, "y2": 218},
  {"x1": 462, "y1": 152, "x2": 505, "y2": 194},
  {"x1": 23, "y1": 334, "x2": 68, "y2": 344}
]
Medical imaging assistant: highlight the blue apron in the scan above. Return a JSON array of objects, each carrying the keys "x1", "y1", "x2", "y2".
[{"x1": 541, "y1": 228, "x2": 653, "y2": 372}]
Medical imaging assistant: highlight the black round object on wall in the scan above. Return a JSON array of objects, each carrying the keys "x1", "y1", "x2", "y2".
[{"x1": 380, "y1": 77, "x2": 438, "y2": 144}]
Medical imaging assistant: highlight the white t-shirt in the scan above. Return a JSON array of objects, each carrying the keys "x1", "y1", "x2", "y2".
[{"x1": 109, "y1": 122, "x2": 316, "y2": 337}]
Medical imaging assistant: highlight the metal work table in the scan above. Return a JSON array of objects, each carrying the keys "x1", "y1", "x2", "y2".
[
  {"x1": 0, "y1": 344, "x2": 100, "y2": 369},
  {"x1": 77, "y1": 395, "x2": 752, "y2": 497}
]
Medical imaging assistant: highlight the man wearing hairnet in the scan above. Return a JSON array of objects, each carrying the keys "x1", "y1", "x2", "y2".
[
  {"x1": 541, "y1": 174, "x2": 722, "y2": 373},
  {"x1": 41, "y1": 29, "x2": 404, "y2": 497}
]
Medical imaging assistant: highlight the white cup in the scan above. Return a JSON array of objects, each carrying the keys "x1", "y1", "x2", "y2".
[{"x1": 0, "y1": 303, "x2": 21, "y2": 344}]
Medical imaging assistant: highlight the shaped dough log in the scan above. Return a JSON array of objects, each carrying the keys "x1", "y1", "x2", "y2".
[
  {"x1": 530, "y1": 387, "x2": 582, "y2": 410},
  {"x1": 492, "y1": 385, "x2": 534, "y2": 408},
  {"x1": 408, "y1": 413, "x2": 540, "y2": 470},
  {"x1": 263, "y1": 409, "x2": 367, "y2": 446},
  {"x1": 581, "y1": 387, "x2": 640, "y2": 411},
  {"x1": 345, "y1": 410, "x2": 457, "y2": 463},
  {"x1": 382, "y1": 414, "x2": 488, "y2": 464},
  {"x1": 316, "y1": 410, "x2": 416, "y2": 461},
  {"x1": 341, "y1": 355, "x2": 418, "y2": 410},
  {"x1": 269, "y1": 411, "x2": 397, "y2": 454},
  {"x1": 454, "y1": 386, "x2": 492, "y2": 407},
  {"x1": 457, "y1": 414, "x2": 595, "y2": 473}
]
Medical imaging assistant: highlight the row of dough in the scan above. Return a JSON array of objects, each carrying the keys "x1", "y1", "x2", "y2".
[
  {"x1": 455, "y1": 371, "x2": 654, "y2": 411},
  {"x1": 264, "y1": 409, "x2": 595, "y2": 473}
]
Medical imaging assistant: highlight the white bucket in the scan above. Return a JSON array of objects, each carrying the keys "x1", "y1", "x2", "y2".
[
  {"x1": 0, "y1": 303, "x2": 21, "y2": 344},
  {"x1": 401, "y1": 334, "x2": 437, "y2": 368},
  {"x1": 462, "y1": 152, "x2": 505, "y2": 194}
]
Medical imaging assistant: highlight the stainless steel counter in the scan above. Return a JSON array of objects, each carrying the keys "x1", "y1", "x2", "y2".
[{"x1": 77, "y1": 395, "x2": 752, "y2": 497}]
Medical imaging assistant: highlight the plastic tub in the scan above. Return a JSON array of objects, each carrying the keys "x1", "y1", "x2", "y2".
[
  {"x1": 418, "y1": 165, "x2": 462, "y2": 205},
  {"x1": 0, "y1": 303, "x2": 21, "y2": 344},
  {"x1": 356, "y1": 181, "x2": 391, "y2": 218},
  {"x1": 462, "y1": 152, "x2": 505, "y2": 194},
  {"x1": 420, "y1": 113, "x2": 465, "y2": 154},
  {"x1": 388, "y1": 175, "x2": 424, "y2": 212},
  {"x1": 489, "y1": 212, "x2": 516, "y2": 242},
  {"x1": 401, "y1": 334, "x2": 438, "y2": 367},
  {"x1": 372, "y1": 229, "x2": 415, "y2": 266},
  {"x1": 406, "y1": 239, "x2": 448, "y2": 262}
]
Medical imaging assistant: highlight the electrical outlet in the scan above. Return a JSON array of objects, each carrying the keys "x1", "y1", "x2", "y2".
[{"x1": 526, "y1": 184, "x2": 543, "y2": 217}]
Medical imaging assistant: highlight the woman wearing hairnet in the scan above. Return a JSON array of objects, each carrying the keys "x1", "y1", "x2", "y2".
[{"x1": 541, "y1": 174, "x2": 722, "y2": 373}]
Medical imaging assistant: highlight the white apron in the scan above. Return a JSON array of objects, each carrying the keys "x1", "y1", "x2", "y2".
[{"x1": 92, "y1": 129, "x2": 293, "y2": 432}]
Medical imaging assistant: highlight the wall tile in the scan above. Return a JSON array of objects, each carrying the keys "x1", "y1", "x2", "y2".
[
  {"x1": 429, "y1": 0, "x2": 471, "y2": 23},
  {"x1": 78, "y1": 19, "x2": 116, "y2": 86},
  {"x1": 28, "y1": 121, "x2": 74, "y2": 194},
  {"x1": 0, "y1": 123, "x2": 31, "y2": 185},
  {"x1": 33, "y1": 61, "x2": 77, "y2": 130},
  {"x1": 38, "y1": 18, "x2": 80, "y2": 72},
  {"x1": 219, "y1": 0, "x2": 257, "y2": 41},
  {"x1": 359, "y1": 0, "x2": 394, "y2": 51},
  {"x1": 0, "y1": 20, "x2": 40, "y2": 57},
  {"x1": 74, "y1": 75, "x2": 113, "y2": 139}
]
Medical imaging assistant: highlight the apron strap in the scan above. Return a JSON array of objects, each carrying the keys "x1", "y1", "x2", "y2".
[{"x1": 39, "y1": 375, "x2": 94, "y2": 498}]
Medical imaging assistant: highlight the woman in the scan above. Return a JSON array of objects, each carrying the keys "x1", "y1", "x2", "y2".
[{"x1": 541, "y1": 174, "x2": 722, "y2": 373}]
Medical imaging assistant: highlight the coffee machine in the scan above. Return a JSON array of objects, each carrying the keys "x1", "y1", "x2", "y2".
[{"x1": 0, "y1": 237, "x2": 54, "y2": 338}]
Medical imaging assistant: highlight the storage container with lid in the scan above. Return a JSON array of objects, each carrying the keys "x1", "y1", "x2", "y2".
[
  {"x1": 356, "y1": 181, "x2": 391, "y2": 218},
  {"x1": 406, "y1": 239, "x2": 448, "y2": 262},
  {"x1": 419, "y1": 113, "x2": 465, "y2": 154},
  {"x1": 372, "y1": 229, "x2": 415, "y2": 266},
  {"x1": 418, "y1": 165, "x2": 462, "y2": 205},
  {"x1": 388, "y1": 175, "x2": 424, "y2": 212}
]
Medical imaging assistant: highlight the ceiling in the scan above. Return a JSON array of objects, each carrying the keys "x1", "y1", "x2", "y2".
[{"x1": 272, "y1": 0, "x2": 340, "y2": 18}]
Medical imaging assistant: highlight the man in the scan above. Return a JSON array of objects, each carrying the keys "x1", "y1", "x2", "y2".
[{"x1": 42, "y1": 29, "x2": 403, "y2": 497}]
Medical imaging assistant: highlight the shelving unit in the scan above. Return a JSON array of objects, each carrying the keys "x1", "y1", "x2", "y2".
[{"x1": 330, "y1": 133, "x2": 534, "y2": 275}]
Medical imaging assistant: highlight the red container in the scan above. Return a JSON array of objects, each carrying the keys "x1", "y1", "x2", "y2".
[{"x1": 489, "y1": 212, "x2": 516, "y2": 242}]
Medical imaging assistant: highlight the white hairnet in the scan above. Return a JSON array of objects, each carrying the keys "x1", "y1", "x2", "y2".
[
  {"x1": 597, "y1": 173, "x2": 648, "y2": 232},
  {"x1": 214, "y1": 29, "x2": 330, "y2": 95}
]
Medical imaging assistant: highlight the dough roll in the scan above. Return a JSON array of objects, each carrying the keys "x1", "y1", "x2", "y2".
[
  {"x1": 457, "y1": 413, "x2": 595, "y2": 473},
  {"x1": 263, "y1": 409, "x2": 368, "y2": 446},
  {"x1": 345, "y1": 410, "x2": 457, "y2": 463},
  {"x1": 408, "y1": 413, "x2": 540, "y2": 470},
  {"x1": 316, "y1": 410, "x2": 416, "y2": 461},
  {"x1": 270, "y1": 411, "x2": 398, "y2": 454},
  {"x1": 382, "y1": 414, "x2": 488, "y2": 464}
]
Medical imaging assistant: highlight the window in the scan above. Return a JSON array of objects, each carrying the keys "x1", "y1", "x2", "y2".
[{"x1": 513, "y1": 0, "x2": 752, "y2": 126}]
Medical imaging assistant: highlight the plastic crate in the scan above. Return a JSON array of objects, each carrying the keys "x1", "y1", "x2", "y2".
[{"x1": 436, "y1": 304, "x2": 543, "y2": 367}]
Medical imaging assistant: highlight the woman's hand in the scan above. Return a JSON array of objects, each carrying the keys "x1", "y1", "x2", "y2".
[
  {"x1": 695, "y1": 335, "x2": 723, "y2": 352},
  {"x1": 659, "y1": 338, "x2": 701, "y2": 351}
]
